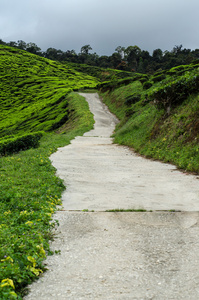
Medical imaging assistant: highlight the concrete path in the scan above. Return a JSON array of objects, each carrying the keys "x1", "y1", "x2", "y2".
[{"x1": 25, "y1": 93, "x2": 199, "y2": 299}]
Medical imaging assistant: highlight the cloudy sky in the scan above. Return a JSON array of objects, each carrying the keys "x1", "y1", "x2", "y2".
[{"x1": 0, "y1": 0, "x2": 199, "y2": 55}]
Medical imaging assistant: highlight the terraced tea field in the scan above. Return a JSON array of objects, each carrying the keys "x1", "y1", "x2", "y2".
[{"x1": 0, "y1": 45, "x2": 99, "y2": 138}]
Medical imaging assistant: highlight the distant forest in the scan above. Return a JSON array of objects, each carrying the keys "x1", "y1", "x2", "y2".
[{"x1": 1, "y1": 38, "x2": 199, "y2": 74}]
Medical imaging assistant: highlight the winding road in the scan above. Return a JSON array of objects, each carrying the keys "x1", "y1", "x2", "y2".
[{"x1": 25, "y1": 93, "x2": 199, "y2": 299}]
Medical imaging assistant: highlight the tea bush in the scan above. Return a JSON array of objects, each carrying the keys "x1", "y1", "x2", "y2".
[
  {"x1": 100, "y1": 63, "x2": 199, "y2": 174},
  {"x1": 148, "y1": 71, "x2": 199, "y2": 110},
  {"x1": 0, "y1": 45, "x2": 99, "y2": 138},
  {"x1": 0, "y1": 132, "x2": 43, "y2": 155}
]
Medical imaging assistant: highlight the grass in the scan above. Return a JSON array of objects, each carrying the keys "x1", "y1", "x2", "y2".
[
  {"x1": 1, "y1": 44, "x2": 199, "y2": 298},
  {"x1": 0, "y1": 45, "x2": 98, "y2": 298},
  {"x1": 100, "y1": 65, "x2": 199, "y2": 174},
  {"x1": 0, "y1": 92, "x2": 94, "y2": 299},
  {"x1": 106, "y1": 208, "x2": 147, "y2": 212}
]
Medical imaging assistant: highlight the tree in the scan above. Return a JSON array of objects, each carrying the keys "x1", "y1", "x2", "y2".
[
  {"x1": 124, "y1": 45, "x2": 141, "y2": 70},
  {"x1": 98, "y1": 55, "x2": 110, "y2": 68},
  {"x1": 192, "y1": 49, "x2": 199, "y2": 59},
  {"x1": 80, "y1": 44, "x2": 92, "y2": 55},
  {"x1": 152, "y1": 48, "x2": 163, "y2": 62},
  {"x1": 124, "y1": 45, "x2": 141, "y2": 58},
  {"x1": 45, "y1": 48, "x2": 59, "y2": 60},
  {"x1": 110, "y1": 52, "x2": 122, "y2": 68},
  {"x1": 0, "y1": 39, "x2": 6, "y2": 45},
  {"x1": 115, "y1": 46, "x2": 125, "y2": 59},
  {"x1": 85, "y1": 52, "x2": 99, "y2": 66},
  {"x1": 26, "y1": 43, "x2": 41, "y2": 55},
  {"x1": 8, "y1": 41, "x2": 17, "y2": 48},
  {"x1": 17, "y1": 40, "x2": 27, "y2": 50},
  {"x1": 141, "y1": 50, "x2": 150, "y2": 60},
  {"x1": 172, "y1": 45, "x2": 183, "y2": 55},
  {"x1": 63, "y1": 50, "x2": 78, "y2": 62},
  {"x1": 137, "y1": 57, "x2": 145, "y2": 73}
]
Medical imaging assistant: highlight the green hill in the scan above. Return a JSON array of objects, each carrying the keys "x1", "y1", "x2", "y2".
[
  {"x1": 100, "y1": 62, "x2": 199, "y2": 173},
  {"x1": 0, "y1": 45, "x2": 99, "y2": 138}
]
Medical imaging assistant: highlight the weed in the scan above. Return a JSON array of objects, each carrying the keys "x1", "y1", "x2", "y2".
[{"x1": 106, "y1": 208, "x2": 147, "y2": 212}]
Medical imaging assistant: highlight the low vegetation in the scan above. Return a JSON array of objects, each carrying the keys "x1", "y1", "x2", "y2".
[
  {"x1": 106, "y1": 209, "x2": 147, "y2": 212},
  {"x1": 0, "y1": 92, "x2": 94, "y2": 299},
  {"x1": 0, "y1": 45, "x2": 98, "y2": 139},
  {"x1": 100, "y1": 62, "x2": 199, "y2": 174},
  {"x1": 0, "y1": 45, "x2": 97, "y2": 299},
  {"x1": 1, "y1": 43, "x2": 199, "y2": 299},
  {"x1": 0, "y1": 132, "x2": 43, "y2": 156}
]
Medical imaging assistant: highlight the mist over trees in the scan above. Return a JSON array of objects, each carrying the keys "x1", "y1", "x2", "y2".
[{"x1": 1, "y1": 38, "x2": 199, "y2": 74}]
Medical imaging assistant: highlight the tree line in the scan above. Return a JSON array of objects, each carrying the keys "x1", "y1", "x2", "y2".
[{"x1": 1, "y1": 39, "x2": 199, "y2": 74}]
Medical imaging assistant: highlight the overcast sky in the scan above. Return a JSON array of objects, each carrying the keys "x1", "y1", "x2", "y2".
[{"x1": 1, "y1": 0, "x2": 199, "y2": 55}]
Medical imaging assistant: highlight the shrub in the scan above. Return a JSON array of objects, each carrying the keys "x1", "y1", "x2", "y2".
[
  {"x1": 124, "y1": 94, "x2": 141, "y2": 106},
  {"x1": 0, "y1": 132, "x2": 43, "y2": 155},
  {"x1": 143, "y1": 81, "x2": 153, "y2": 90},
  {"x1": 148, "y1": 71, "x2": 199, "y2": 110},
  {"x1": 152, "y1": 74, "x2": 166, "y2": 82}
]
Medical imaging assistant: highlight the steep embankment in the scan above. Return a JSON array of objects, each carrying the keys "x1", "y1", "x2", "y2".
[
  {"x1": 0, "y1": 45, "x2": 99, "y2": 138},
  {"x1": 100, "y1": 63, "x2": 199, "y2": 173}
]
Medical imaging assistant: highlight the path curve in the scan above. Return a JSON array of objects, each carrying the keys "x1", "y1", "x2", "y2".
[
  {"x1": 52, "y1": 93, "x2": 198, "y2": 212},
  {"x1": 24, "y1": 93, "x2": 199, "y2": 299}
]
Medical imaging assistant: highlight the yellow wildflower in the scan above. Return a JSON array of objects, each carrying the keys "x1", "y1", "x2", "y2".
[
  {"x1": 1, "y1": 256, "x2": 13, "y2": 263},
  {"x1": 27, "y1": 266, "x2": 43, "y2": 276},
  {"x1": 1, "y1": 278, "x2": 15, "y2": 289},
  {"x1": 36, "y1": 244, "x2": 46, "y2": 258},
  {"x1": 27, "y1": 256, "x2": 36, "y2": 267},
  {"x1": 20, "y1": 210, "x2": 28, "y2": 215},
  {"x1": 25, "y1": 221, "x2": 33, "y2": 226},
  {"x1": 4, "y1": 210, "x2": 11, "y2": 216}
]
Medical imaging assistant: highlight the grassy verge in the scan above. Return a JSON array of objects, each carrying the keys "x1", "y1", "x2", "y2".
[
  {"x1": 106, "y1": 209, "x2": 147, "y2": 212},
  {"x1": 100, "y1": 79, "x2": 199, "y2": 174},
  {"x1": 0, "y1": 93, "x2": 94, "y2": 299}
]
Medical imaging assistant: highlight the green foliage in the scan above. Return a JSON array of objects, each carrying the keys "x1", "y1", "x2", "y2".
[
  {"x1": 65, "y1": 62, "x2": 134, "y2": 81},
  {"x1": 0, "y1": 132, "x2": 43, "y2": 155},
  {"x1": 0, "y1": 45, "x2": 99, "y2": 137},
  {"x1": 143, "y1": 81, "x2": 153, "y2": 90},
  {"x1": 101, "y1": 63, "x2": 199, "y2": 174},
  {"x1": 0, "y1": 92, "x2": 94, "y2": 299},
  {"x1": 2, "y1": 38, "x2": 199, "y2": 73},
  {"x1": 148, "y1": 69, "x2": 199, "y2": 110},
  {"x1": 106, "y1": 208, "x2": 147, "y2": 212},
  {"x1": 99, "y1": 74, "x2": 147, "y2": 92},
  {"x1": 152, "y1": 74, "x2": 166, "y2": 82},
  {"x1": 100, "y1": 81, "x2": 143, "y2": 120},
  {"x1": 166, "y1": 64, "x2": 197, "y2": 75},
  {"x1": 124, "y1": 94, "x2": 141, "y2": 106}
]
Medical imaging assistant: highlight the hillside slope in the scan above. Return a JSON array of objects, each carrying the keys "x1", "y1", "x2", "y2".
[
  {"x1": 100, "y1": 63, "x2": 199, "y2": 173},
  {"x1": 0, "y1": 45, "x2": 99, "y2": 138}
]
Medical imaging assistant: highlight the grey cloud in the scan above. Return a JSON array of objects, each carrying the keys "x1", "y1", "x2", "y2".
[{"x1": 0, "y1": 0, "x2": 199, "y2": 55}]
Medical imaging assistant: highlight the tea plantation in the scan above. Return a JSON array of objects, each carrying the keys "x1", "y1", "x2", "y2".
[
  {"x1": 1, "y1": 44, "x2": 199, "y2": 299},
  {"x1": 0, "y1": 45, "x2": 98, "y2": 299},
  {"x1": 100, "y1": 62, "x2": 199, "y2": 174},
  {"x1": 0, "y1": 45, "x2": 99, "y2": 139}
]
